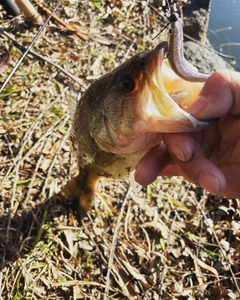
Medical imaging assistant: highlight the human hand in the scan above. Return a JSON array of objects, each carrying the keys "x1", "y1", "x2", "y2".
[{"x1": 135, "y1": 70, "x2": 240, "y2": 198}]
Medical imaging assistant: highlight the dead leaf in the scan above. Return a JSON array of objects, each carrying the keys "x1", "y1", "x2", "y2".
[{"x1": 0, "y1": 46, "x2": 11, "y2": 76}]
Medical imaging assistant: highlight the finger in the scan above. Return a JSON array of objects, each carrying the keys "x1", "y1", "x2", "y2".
[
  {"x1": 158, "y1": 164, "x2": 181, "y2": 177},
  {"x1": 162, "y1": 131, "x2": 202, "y2": 161},
  {"x1": 170, "y1": 142, "x2": 227, "y2": 195},
  {"x1": 187, "y1": 70, "x2": 240, "y2": 118},
  {"x1": 225, "y1": 70, "x2": 240, "y2": 115},
  {"x1": 134, "y1": 143, "x2": 173, "y2": 185}
]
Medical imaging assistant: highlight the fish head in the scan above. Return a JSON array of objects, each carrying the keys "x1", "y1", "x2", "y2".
[{"x1": 88, "y1": 41, "x2": 213, "y2": 155}]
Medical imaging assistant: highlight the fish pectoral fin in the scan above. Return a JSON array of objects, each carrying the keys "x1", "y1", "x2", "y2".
[
  {"x1": 57, "y1": 172, "x2": 100, "y2": 214},
  {"x1": 94, "y1": 151, "x2": 121, "y2": 168}
]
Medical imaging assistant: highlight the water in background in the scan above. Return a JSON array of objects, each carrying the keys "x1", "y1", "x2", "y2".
[{"x1": 208, "y1": 0, "x2": 240, "y2": 71}]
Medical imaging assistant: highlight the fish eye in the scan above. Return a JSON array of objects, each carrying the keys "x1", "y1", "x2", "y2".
[{"x1": 121, "y1": 76, "x2": 135, "y2": 93}]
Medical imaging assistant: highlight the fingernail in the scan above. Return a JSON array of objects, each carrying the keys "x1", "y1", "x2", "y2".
[
  {"x1": 187, "y1": 96, "x2": 208, "y2": 115},
  {"x1": 169, "y1": 143, "x2": 186, "y2": 161},
  {"x1": 134, "y1": 165, "x2": 156, "y2": 186},
  {"x1": 198, "y1": 173, "x2": 220, "y2": 194}
]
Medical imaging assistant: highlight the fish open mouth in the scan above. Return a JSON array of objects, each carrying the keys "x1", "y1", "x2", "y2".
[{"x1": 143, "y1": 41, "x2": 215, "y2": 132}]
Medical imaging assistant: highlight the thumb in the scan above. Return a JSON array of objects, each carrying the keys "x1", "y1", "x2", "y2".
[{"x1": 187, "y1": 70, "x2": 240, "y2": 118}]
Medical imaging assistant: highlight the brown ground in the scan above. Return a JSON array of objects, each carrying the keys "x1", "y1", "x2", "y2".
[{"x1": 0, "y1": 1, "x2": 239, "y2": 299}]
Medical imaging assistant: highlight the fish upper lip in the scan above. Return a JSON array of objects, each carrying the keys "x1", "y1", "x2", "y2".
[
  {"x1": 151, "y1": 42, "x2": 168, "y2": 84},
  {"x1": 144, "y1": 42, "x2": 175, "y2": 118},
  {"x1": 161, "y1": 41, "x2": 169, "y2": 57},
  {"x1": 154, "y1": 41, "x2": 168, "y2": 69}
]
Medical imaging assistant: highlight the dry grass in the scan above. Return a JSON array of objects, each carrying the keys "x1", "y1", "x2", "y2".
[{"x1": 0, "y1": 0, "x2": 239, "y2": 299}]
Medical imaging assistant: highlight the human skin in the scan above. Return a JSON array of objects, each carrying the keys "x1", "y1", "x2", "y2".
[{"x1": 135, "y1": 70, "x2": 240, "y2": 198}]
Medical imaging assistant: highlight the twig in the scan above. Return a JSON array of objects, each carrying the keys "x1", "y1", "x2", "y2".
[
  {"x1": 0, "y1": 97, "x2": 59, "y2": 191},
  {"x1": 40, "y1": 116, "x2": 71, "y2": 197},
  {"x1": 183, "y1": 32, "x2": 236, "y2": 60},
  {"x1": 0, "y1": 29, "x2": 87, "y2": 89},
  {"x1": 51, "y1": 280, "x2": 106, "y2": 288},
  {"x1": 159, "y1": 214, "x2": 176, "y2": 299},
  {"x1": 194, "y1": 193, "x2": 240, "y2": 294},
  {"x1": 32, "y1": 0, "x2": 88, "y2": 40},
  {"x1": 0, "y1": 0, "x2": 63, "y2": 94},
  {"x1": 22, "y1": 153, "x2": 43, "y2": 209},
  {"x1": 104, "y1": 184, "x2": 131, "y2": 299}
]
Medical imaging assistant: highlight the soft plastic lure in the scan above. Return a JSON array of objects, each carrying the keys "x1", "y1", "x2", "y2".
[{"x1": 168, "y1": 13, "x2": 210, "y2": 82}]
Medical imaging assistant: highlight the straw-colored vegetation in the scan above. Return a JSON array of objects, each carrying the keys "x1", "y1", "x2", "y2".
[{"x1": 0, "y1": 0, "x2": 239, "y2": 299}]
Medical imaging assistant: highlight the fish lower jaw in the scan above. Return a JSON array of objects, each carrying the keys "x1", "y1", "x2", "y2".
[
  {"x1": 144, "y1": 92, "x2": 212, "y2": 132},
  {"x1": 143, "y1": 111, "x2": 209, "y2": 133}
]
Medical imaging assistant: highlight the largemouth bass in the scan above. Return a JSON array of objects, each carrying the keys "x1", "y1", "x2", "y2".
[{"x1": 58, "y1": 40, "x2": 213, "y2": 213}]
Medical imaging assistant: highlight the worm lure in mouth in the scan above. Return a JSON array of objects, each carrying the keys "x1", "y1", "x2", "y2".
[{"x1": 167, "y1": 13, "x2": 210, "y2": 82}]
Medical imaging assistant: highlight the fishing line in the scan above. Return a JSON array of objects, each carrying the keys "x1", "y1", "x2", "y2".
[
  {"x1": 150, "y1": 0, "x2": 177, "y2": 41},
  {"x1": 150, "y1": 2, "x2": 235, "y2": 62},
  {"x1": 152, "y1": 20, "x2": 170, "y2": 41},
  {"x1": 0, "y1": 0, "x2": 63, "y2": 94}
]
